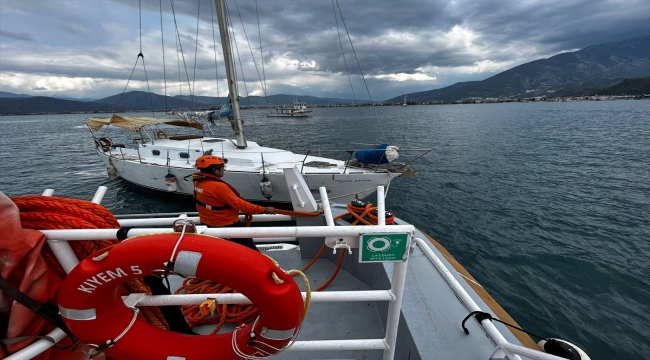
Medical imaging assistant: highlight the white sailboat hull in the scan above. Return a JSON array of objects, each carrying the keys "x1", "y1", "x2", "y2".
[{"x1": 96, "y1": 137, "x2": 399, "y2": 204}]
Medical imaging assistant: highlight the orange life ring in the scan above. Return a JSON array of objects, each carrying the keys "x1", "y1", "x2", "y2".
[{"x1": 57, "y1": 233, "x2": 304, "y2": 359}]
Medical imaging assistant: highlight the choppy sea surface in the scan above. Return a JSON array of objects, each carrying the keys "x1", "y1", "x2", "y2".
[{"x1": 1, "y1": 100, "x2": 649, "y2": 359}]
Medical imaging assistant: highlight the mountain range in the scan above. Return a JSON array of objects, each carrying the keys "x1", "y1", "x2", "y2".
[
  {"x1": 1, "y1": 35, "x2": 648, "y2": 115},
  {"x1": 388, "y1": 35, "x2": 650, "y2": 103}
]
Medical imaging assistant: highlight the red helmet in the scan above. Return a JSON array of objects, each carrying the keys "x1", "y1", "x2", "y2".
[{"x1": 195, "y1": 155, "x2": 226, "y2": 169}]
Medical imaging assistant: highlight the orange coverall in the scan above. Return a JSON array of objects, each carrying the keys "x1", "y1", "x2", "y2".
[{"x1": 193, "y1": 176, "x2": 265, "y2": 226}]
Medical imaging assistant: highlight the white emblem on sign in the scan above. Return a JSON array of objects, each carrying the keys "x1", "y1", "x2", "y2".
[{"x1": 367, "y1": 237, "x2": 392, "y2": 252}]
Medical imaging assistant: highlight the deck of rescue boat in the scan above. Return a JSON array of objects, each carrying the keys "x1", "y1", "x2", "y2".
[
  {"x1": 171, "y1": 246, "x2": 387, "y2": 360},
  {"x1": 161, "y1": 203, "x2": 528, "y2": 360}
]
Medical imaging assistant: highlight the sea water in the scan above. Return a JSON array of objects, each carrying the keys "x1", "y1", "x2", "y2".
[{"x1": 1, "y1": 100, "x2": 649, "y2": 359}]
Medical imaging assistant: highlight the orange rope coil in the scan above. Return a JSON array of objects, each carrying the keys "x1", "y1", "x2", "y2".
[
  {"x1": 174, "y1": 278, "x2": 257, "y2": 333},
  {"x1": 296, "y1": 201, "x2": 395, "y2": 290},
  {"x1": 174, "y1": 204, "x2": 380, "y2": 331},
  {"x1": 11, "y1": 195, "x2": 169, "y2": 330},
  {"x1": 333, "y1": 201, "x2": 395, "y2": 225}
]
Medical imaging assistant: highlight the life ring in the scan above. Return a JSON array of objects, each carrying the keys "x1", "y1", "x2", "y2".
[
  {"x1": 156, "y1": 130, "x2": 169, "y2": 139},
  {"x1": 57, "y1": 233, "x2": 304, "y2": 359}
]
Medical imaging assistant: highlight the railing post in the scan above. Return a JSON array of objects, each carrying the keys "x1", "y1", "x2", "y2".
[
  {"x1": 343, "y1": 151, "x2": 353, "y2": 174},
  {"x1": 383, "y1": 259, "x2": 409, "y2": 360},
  {"x1": 42, "y1": 189, "x2": 79, "y2": 274},
  {"x1": 136, "y1": 143, "x2": 142, "y2": 163},
  {"x1": 300, "y1": 149, "x2": 312, "y2": 174}
]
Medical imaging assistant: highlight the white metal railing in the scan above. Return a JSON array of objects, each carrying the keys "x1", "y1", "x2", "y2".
[
  {"x1": 412, "y1": 237, "x2": 571, "y2": 360},
  {"x1": 7, "y1": 186, "x2": 571, "y2": 360},
  {"x1": 9, "y1": 186, "x2": 412, "y2": 360}
]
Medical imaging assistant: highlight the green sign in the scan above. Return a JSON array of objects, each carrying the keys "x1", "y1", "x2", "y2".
[{"x1": 359, "y1": 233, "x2": 410, "y2": 263}]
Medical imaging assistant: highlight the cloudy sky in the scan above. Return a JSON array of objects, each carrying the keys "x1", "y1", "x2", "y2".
[{"x1": 1, "y1": 0, "x2": 648, "y2": 102}]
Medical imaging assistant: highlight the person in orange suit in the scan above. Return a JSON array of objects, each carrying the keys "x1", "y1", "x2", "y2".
[{"x1": 192, "y1": 155, "x2": 273, "y2": 250}]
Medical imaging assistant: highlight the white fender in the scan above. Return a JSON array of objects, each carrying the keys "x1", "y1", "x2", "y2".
[
  {"x1": 164, "y1": 172, "x2": 177, "y2": 192},
  {"x1": 538, "y1": 338, "x2": 590, "y2": 360},
  {"x1": 106, "y1": 164, "x2": 118, "y2": 180}
]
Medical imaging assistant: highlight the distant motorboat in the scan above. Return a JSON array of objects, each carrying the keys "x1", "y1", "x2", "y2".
[{"x1": 267, "y1": 99, "x2": 312, "y2": 117}]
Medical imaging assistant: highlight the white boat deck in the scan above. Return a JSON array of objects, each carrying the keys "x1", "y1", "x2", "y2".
[{"x1": 108, "y1": 137, "x2": 368, "y2": 175}]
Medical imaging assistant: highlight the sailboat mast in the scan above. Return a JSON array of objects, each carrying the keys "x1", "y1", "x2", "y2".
[{"x1": 215, "y1": 0, "x2": 246, "y2": 148}]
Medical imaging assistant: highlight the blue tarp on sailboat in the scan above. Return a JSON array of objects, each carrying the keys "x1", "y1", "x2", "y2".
[
  {"x1": 220, "y1": 99, "x2": 232, "y2": 117},
  {"x1": 355, "y1": 144, "x2": 390, "y2": 164}
]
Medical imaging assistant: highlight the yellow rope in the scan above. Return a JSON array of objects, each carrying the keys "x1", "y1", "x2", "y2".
[
  {"x1": 263, "y1": 254, "x2": 311, "y2": 321},
  {"x1": 287, "y1": 269, "x2": 311, "y2": 321}
]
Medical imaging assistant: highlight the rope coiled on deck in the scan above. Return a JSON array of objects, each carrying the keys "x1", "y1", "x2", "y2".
[{"x1": 11, "y1": 195, "x2": 169, "y2": 330}]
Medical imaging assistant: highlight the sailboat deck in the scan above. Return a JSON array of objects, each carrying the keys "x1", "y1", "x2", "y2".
[{"x1": 107, "y1": 137, "x2": 373, "y2": 174}]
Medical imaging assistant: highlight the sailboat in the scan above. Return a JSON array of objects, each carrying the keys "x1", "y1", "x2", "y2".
[
  {"x1": 402, "y1": 94, "x2": 408, "y2": 106},
  {"x1": 85, "y1": 1, "x2": 428, "y2": 206}
]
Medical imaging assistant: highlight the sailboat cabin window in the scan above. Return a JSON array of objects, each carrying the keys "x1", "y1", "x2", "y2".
[
  {"x1": 179, "y1": 152, "x2": 190, "y2": 159},
  {"x1": 151, "y1": 150, "x2": 161, "y2": 156}
]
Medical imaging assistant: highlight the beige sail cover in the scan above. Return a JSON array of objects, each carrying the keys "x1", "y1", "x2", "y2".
[{"x1": 86, "y1": 114, "x2": 202, "y2": 132}]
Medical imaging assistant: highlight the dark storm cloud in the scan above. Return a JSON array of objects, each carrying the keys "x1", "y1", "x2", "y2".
[
  {"x1": 0, "y1": 30, "x2": 34, "y2": 41},
  {"x1": 0, "y1": 0, "x2": 648, "y2": 100}
]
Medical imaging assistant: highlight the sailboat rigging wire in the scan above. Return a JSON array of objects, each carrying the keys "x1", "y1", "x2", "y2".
[
  {"x1": 139, "y1": 0, "x2": 142, "y2": 54},
  {"x1": 138, "y1": 0, "x2": 155, "y2": 117},
  {"x1": 256, "y1": 0, "x2": 270, "y2": 107},
  {"x1": 234, "y1": 0, "x2": 270, "y2": 108},
  {"x1": 331, "y1": 2, "x2": 374, "y2": 145},
  {"x1": 252, "y1": 0, "x2": 280, "y2": 148},
  {"x1": 141, "y1": 57, "x2": 156, "y2": 117},
  {"x1": 118, "y1": 0, "x2": 155, "y2": 117},
  {"x1": 175, "y1": 26, "x2": 183, "y2": 109},
  {"x1": 169, "y1": 0, "x2": 195, "y2": 109},
  {"x1": 334, "y1": 0, "x2": 389, "y2": 144},
  {"x1": 159, "y1": 0, "x2": 168, "y2": 112},
  {"x1": 332, "y1": 2, "x2": 360, "y2": 110},
  {"x1": 231, "y1": 0, "x2": 259, "y2": 130},
  {"x1": 191, "y1": 0, "x2": 201, "y2": 97}
]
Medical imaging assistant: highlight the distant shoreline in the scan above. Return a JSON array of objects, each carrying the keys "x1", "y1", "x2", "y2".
[{"x1": 1, "y1": 95, "x2": 647, "y2": 116}]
